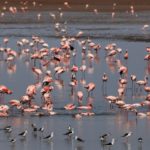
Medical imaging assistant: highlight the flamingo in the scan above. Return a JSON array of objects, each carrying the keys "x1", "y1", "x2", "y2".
[
  {"x1": 64, "y1": 103, "x2": 76, "y2": 110},
  {"x1": 145, "y1": 94, "x2": 150, "y2": 101},
  {"x1": 71, "y1": 65, "x2": 78, "y2": 73},
  {"x1": 0, "y1": 85, "x2": 12, "y2": 100},
  {"x1": 136, "y1": 76, "x2": 148, "y2": 92},
  {"x1": 42, "y1": 71, "x2": 53, "y2": 86},
  {"x1": 105, "y1": 96, "x2": 119, "y2": 105},
  {"x1": 0, "y1": 85, "x2": 12, "y2": 95},
  {"x1": 23, "y1": 107, "x2": 38, "y2": 113},
  {"x1": 32, "y1": 67, "x2": 43, "y2": 79},
  {"x1": 0, "y1": 111, "x2": 8, "y2": 117},
  {"x1": 77, "y1": 102, "x2": 93, "y2": 110},
  {"x1": 77, "y1": 91, "x2": 83, "y2": 105},
  {"x1": 0, "y1": 105, "x2": 9, "y2": 112},
  {"x1": 3, "y1": 37, "x2": 9, "y2": 49},
  {"x1": 107, "y1": 50, "x2": 117, "y2": 57},
  {"x1": 119, "y1": 78, "x2": 127, "y2": 87},
  {"x1": 144, "y1": 86, "x2": 150, "y2": 93},
  {"x1": 84, "y1": 82, "x2": 95, "y2": 96},
  {"x1": 26, "y1": 84, "x2": 36, "y2": 99},
  {"x1": 144, "y1": 54, "x2": 150, "y2": 61},
  {"x1": 9, "y1": 99, "x2": 21, "y2": 108},
  {"x1": 54, "y1": 66, "x2": 65, "y2": 78},
  {"x1": 124, "y1": 50, "x2": 128, "y2": 60},
  {"x1": 118, "y1": 65, "x2": 128, "y2": 77},
  {"x1": 146, "y1": 47, "x2": 150, "y2": 53},
  {"x1": 131, "y1": 74, "x2": 136, "y2": 94},
  {"x1": 102, "y1": 72, "x2": 108, "y2": 95}
]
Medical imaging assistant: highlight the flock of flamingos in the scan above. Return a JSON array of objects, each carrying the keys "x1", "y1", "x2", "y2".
[
  {"x1": 0, "y1": 1, "x2": 150, "y2": 121},
  {"x1": 0, "y1": 35, "x2": 150, "y2": 119}
]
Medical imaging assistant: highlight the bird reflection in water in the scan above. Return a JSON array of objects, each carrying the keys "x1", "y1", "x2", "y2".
[
  {"x1": 75, "y1": 145, "x2": 83, "y2": 150},
  {"x1": 7, "y1": 64, "x2": 17, "y2": 75},
  {"x1": 122, "y1": 142, "x2": 132, "y2": 150}
]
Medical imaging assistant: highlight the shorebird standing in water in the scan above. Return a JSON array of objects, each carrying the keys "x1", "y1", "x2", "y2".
[
  {"x1": 138, "y1": 137, "x2": 143, "y2": 143},
  {"x1": 18, "y1": 129, "x2": 28, "y2": 138},
  {"x1": 43, "y1": 132, "x2": 54, "y2": 141},
  {"x1": 99, "y1": 133, "x2": 111, "y2": 143},
  {"x1": 75, "y1": 136, "x2": 84, "y2": 143},
  {"x1": 9, "y1": 138, "x2": 16, "y2": 143},
  {"x1": 64, "y1": 127, "x2": 74, "y2": 137},
  {"x1": 138, "y1": 137, "x2": 143, "y2": 150},
  {"x1": 104, "y1": 138, "x2": 115, "y2": 146},
  {"x1": 122, "y1": 131, "x2": 132, "y2": 142}
]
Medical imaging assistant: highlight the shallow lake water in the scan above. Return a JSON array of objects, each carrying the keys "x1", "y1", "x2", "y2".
[{"x1": 0, "y1": 9, "x2": 150, "y2": 150}]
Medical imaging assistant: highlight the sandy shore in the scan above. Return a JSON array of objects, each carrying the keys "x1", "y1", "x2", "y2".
[{"x1": 1, "y1": 0, "x2": 150, "y2": 12}]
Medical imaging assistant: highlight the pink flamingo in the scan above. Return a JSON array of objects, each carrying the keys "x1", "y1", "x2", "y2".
[
  {"x1": 77, "y1": 103, "x2": 93, "y2": 110},
  {"x1": 0, "y1": 85, "x2": 12, "y2": 95},
  {"x1": 131, "y1": 74, "x2": 136, "y2": 94},
  {"x1": 136, "y1": 76, "x2": 148, "y2": 92},
  {"x1": 102, "y1": 73, "x2": 108, "y2": 95},
  {"x1": 9, "y1": 99, "x2": 21, "y2": 107},
  {"x1": 144, "y1": 86, "x2": 150, "y2": 94},
  {"x1": 32, "y1": 67, "x2": 43, "y2": 80},
  {"x1": 84, "y1": 82, "x2": 95, "y2": 97},
  {"x1": 118, "y1": 65, "x2": 128, "y2": 77},
  {"x1": 77, "y1": 91, "x2": 83, "y2": 105},
  {"x1": 0, "y1": 85, "x2": 12, "y2": 101},
  {"x1": 64, "y1": 103, "x2": 76, "y2": 110},
  {"x1": 124, "y1": 50, "x2": 128, "y2": 60}
]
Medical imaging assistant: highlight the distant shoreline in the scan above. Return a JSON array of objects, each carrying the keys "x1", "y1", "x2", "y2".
[
  {"x1": 36, "y1": 5, "x2": 150, "y2": 12},
  {"x1": 0, "y1": 0, "x2": 150, "y2": 12}
]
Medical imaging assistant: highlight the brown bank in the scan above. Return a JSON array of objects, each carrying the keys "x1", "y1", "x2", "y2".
[{"x1": 0, "y1": 0, "x2": 150, "y2": 12}]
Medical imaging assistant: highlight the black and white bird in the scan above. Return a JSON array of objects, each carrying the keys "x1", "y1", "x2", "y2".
[
  {"x1": 67, "y1": 125, "x2": 72, "y2": 131},
  {"x1": 38, "y1": 127, "x2": 44, "y2": 132},
  {"x1": 64, "y1": 128, "x2": 74, "y2": 136},
  {"x1": 18, "y1": 130, "x2": 28, "y2": 137},
  {"x1": 3, "y1": 125, "x2": 12, "y2": 133},
  {"x1": 43, "y1": 132, "x2": 54, "y2": 141},
  {"x1": 31, "y1": 123, "x2": 38, "y2": 132},
  {"x1": 99, "y1": 133, "x2": 111, "y2": 142},
  {"x1": 138, "y1": 137, "x2": 143, "y2": 143},
  {"x1": 75, "y1": 136, "x2": 84, "y2": 142},
  {"x1": 9, "y1": 138, "x2": 16, "y2": 143},
  {"x1": 104, "y1": 138, "x2": 115, "y2": 146},
  {"x1": 122, "y1": 131, "x2": 132, "y2": 138}
]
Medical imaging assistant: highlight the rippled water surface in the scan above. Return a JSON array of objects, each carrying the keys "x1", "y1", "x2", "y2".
[{"x1": 0, "y1": 10, "x2": 150, "y2": 150}]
